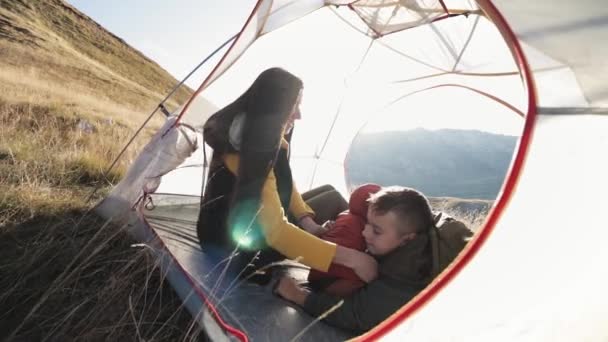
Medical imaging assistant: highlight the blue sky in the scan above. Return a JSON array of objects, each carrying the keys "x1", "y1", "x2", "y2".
[{"x1": 68, "y1": 0, "x2": 256, "y2": 87}]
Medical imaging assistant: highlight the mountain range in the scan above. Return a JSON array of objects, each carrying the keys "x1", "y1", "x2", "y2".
[{"x1": 346, "y1": 128, "x2": 518, "y2": 200}]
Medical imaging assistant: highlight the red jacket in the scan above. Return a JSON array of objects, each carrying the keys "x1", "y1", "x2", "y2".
[{"x1": 308, "y1": 184, "x2": 381, "y2": 296}]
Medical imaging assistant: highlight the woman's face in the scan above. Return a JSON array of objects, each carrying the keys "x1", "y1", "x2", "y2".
[{"x1": 285, "y1": 90, "x2": 303, "y2": 134}]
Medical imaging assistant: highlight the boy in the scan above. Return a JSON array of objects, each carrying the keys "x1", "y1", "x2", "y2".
[{"x1": 275, "y1": 186, "x2": 434, "y2": 333}]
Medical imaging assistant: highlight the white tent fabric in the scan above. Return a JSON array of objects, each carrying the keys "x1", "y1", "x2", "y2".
[
  {"x1": 96, "y1": 0, "x2": 608, "y2": 340},
  {"x1": 95, "y1": 116, "x2": 199, "y2": 221},
  {"x1": 495, "y1": 0, "x2": 608, "y2": 108},
  {"x1": 170, "y1": 3, "x2": 526, "y2": 196}
]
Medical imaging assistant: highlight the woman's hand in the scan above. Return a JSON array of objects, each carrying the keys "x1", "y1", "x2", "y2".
[
  {"x1": 298, "y1": 215, "x2": 328, "y2": 236},
  {"x1": 275, "y1": 276, "x2": 309, "y2": 306},
  {"x1": 350, "y1": 249, "x2": 379, "y2": 283},
  {"x1": 334, "y1": 246, "x2": 378, "y2": 283}
]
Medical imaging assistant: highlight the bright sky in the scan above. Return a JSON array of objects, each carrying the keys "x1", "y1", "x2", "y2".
[{"x1": 68, "y1": 0, "x2": 256, "y2": 87}]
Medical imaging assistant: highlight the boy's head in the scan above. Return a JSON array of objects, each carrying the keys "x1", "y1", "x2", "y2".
[{"x1": 363, "y1": 186, "x2": 433, "y2": 256}]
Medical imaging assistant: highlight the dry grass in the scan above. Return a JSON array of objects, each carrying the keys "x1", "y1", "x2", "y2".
[
  {"x1": 429, "y1": 196, "x2": 493, "y2": 231},
  {"x1": 0, "y1": 101, "x2": 201, "y2": 341},
  {"x1": 0, "y1": 101, "x2": 128, "y2": 186},
  {"x1": 0, "y1": 211, "x2": 202, "y2": 341},
  {"x1": 0, "y1": 64, "x2": 159, "y2": 126},
  {"x1": 0, "y1": 0, "x2": 199, "y2": 339}
]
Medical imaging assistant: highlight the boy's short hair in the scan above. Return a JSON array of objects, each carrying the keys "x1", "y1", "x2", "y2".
[{"x1": 367, "y1": 186, "x2": 433, "y2": 235}]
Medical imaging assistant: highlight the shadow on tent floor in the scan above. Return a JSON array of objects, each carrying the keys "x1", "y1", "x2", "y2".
[{"x1": 139, "y1": 193, "x2": 354, "y2": 341}]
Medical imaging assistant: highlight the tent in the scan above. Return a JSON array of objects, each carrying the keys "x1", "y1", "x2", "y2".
[{"x1": 95, "y1": 0, "x2": 608, "y2": 341}]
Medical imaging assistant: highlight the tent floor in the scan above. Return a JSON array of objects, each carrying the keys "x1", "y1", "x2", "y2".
[{"x1": 142, "y1": 195, "x2": 353, "y2": 341}]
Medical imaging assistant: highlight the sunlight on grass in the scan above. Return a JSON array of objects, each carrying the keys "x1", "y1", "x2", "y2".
[
  {"x1": 0, "y1": 100, "x2": 137, "y2": 188},
  {"x1": 429, "y1": 197, "x2": 492, "y2": 232}
]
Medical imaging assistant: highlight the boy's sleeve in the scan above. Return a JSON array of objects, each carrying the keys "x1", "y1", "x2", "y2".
[
  {"x1": 223, "y1": 154, "x2": 336, "y2": 272},
  {"x1": 302, "y1": 280, "x2": 419, "y2": 333},
  {"x1": 288, "y1": 183, "x2": 315, "y2": 221}
]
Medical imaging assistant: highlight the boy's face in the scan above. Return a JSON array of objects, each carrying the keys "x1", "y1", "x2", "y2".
[{"x1": 363, "y1": 207, "x2": 416, "y2": 256}]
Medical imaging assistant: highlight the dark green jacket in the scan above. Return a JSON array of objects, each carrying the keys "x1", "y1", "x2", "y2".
[{"x1": 303, "y1": 233, "x2": 432, "y2": 333}]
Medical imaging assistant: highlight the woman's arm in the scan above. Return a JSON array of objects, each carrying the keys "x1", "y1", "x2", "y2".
[
  {"x1": 288, "y1": 183, "x2": 315, "y2": 220},
  {"x1": 258, "y1": 170, "x2": 339, "y2": 271},
  {"x1": 287, "y1": 182, "x2": 328, "y2": 235},
  {"x1": 223, "y1": 154, "x2": 377, "y2": 278},
  {"x1": 334, "y1": 245, "x2": 378, "y2": 283},
  {"x1": 224, "y1": 153, "x2": 337, "y2": 271}
]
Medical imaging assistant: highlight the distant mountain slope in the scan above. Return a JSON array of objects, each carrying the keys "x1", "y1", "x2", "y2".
[
  {"x1": 346, "y1": 128, "x2": 518, "y2": 200},
  {"x1": 0, "y1": 0, "x2": 192, "y2": 121}
]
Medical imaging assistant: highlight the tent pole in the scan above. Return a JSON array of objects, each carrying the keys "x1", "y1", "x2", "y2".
[
  {"x1": 160, "y1": 33, "x2": 239, "y2": 115},
  {"x1": 85, "y1": 33, "x2": 238, "y2": 204}
]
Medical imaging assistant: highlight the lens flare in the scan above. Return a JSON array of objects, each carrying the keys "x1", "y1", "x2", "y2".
[{"x1": 228, "y1": 199, "x2": 265, "y2": 251}]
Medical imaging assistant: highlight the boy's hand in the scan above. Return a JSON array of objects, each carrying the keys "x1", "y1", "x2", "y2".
[{"x1": 275, "y1": 277, "x2": 309, "y2": 306}]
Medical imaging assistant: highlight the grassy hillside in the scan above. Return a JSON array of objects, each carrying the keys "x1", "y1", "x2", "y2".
[
  {"x1": 0, "y1": 0, "x2": 194, "y2": 217},
  {"x1": 0, "y1": 0, "x2": 200, "y2": 340},
  {"x1": 0, "y1": 0, "x2": 190, "y2": 121}
]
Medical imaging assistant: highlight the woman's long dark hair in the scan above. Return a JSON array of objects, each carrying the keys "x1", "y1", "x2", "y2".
[
  {"x1": 234, "y1": 68, "x2": 303, "y2": 205},
  {"x1": 198, "y1": 68, "x2": 302, "y2": 254}
]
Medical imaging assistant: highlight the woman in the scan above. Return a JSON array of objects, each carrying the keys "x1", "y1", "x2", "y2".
[{"x1": 197, "y1": 67, "x2": 377, "y2": 283}]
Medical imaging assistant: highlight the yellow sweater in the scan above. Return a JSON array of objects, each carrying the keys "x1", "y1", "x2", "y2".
[{"x1": 222, "y1": 153, "x2": 337, "y2": 272}]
